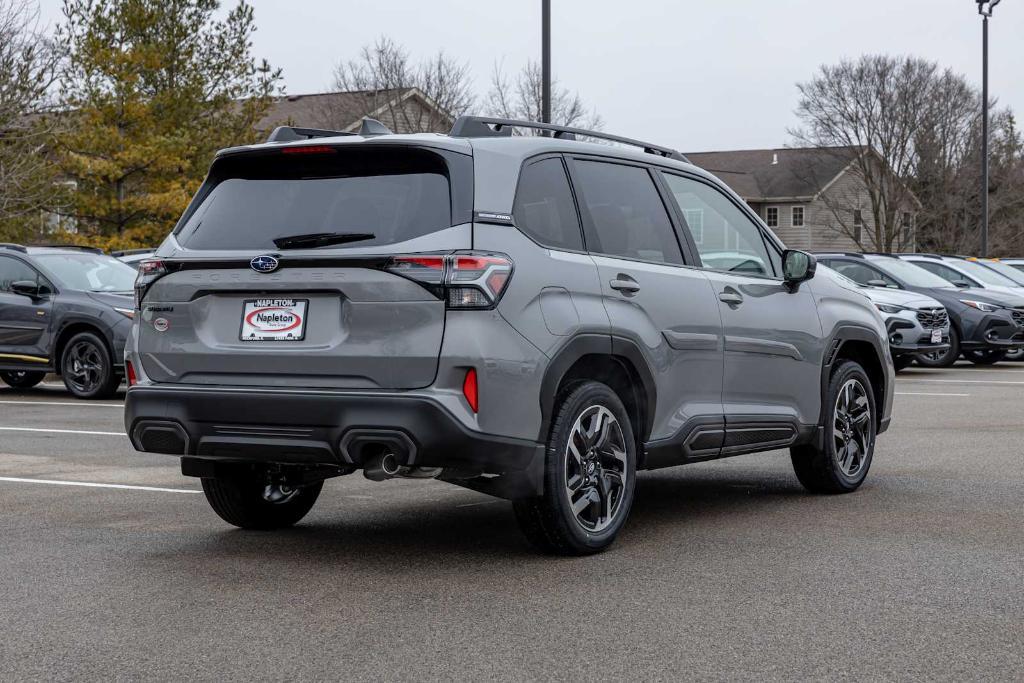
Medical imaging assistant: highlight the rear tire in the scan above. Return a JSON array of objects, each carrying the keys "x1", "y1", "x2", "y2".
[
  {"x1": 60, "y1": 331, "x2": 120, "y2": 399},
  {"x1": 915, "y1": 326, "x2": 959, "y2": 368},
  {"x1": 892, "y1": 355, "x2": 914, "y2": 372},
  {"x1": 513, "y1": 381, "x2": 637, "y2": 555},
  {"x1": 963, "y1": 349, "x2": 1007, "y2": 365},
  {"x1": 791, "y1": 359, "x2": 876, "y2": 494},
  {"x1": 201, "y1": 476, "x2": 323, "y2": 530},
  {"x1": 0, "y1": 370, "x2": 46, "y2": 389}
]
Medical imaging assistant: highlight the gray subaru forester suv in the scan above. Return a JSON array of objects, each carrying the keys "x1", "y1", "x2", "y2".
[{"x1": 125, "y1": 116, "x2": 894, "y2": 555}]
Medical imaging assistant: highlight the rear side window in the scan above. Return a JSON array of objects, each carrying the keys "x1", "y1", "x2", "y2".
[
  {"x1": 573, "y1": 160, "x2": 683, "y2": 265},
  {"x1": 512, "y1": 158, "x2": 584, "y2": 251},
  {"x1": 176, "y1": 148, "x2": 454, "y2": 250}
]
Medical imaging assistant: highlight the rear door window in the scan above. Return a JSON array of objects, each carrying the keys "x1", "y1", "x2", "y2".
[
  {"x1": 512, "y1": 157, "x2": 584, "y2": 251},
  {"x1": 572, "y1": 160, "x2": 683, "y2": 265},
  {"x1": 175, "y1": 148, "x2": 455, "y2": 251}
]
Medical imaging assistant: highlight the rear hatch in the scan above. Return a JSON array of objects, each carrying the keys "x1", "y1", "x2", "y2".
[{"x1": 137, "y1": 143, "x2": 474, "y2": 390}]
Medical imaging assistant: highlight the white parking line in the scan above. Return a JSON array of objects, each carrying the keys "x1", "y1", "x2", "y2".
[
  {"x1": 895, "y1": 392, "x2": 971, "y2": 397},
  {"x1": 898, "y1": 378, "x2": 1024, "y2": 385},
  {"x1": 0, "y1": 400, "x2": 123, "y2": 409},
  {"x1": 0, "y1": 476, "x2": 199, "y2": 493},
  {"x1": 0, "y1": 427, "x2": 124, "y2": 436}
]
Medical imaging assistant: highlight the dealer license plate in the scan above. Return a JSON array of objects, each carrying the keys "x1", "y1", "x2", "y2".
[
  {"x1": 240, "y1": 298, "x2": 308, "y2": 341},
  {"x1": 931, "y1": 329, "x2": 942, "y2": 344}
]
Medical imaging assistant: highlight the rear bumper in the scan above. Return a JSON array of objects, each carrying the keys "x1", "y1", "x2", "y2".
[{"x1": 125, "y1": 385, "x2": 544, "y2": 478}]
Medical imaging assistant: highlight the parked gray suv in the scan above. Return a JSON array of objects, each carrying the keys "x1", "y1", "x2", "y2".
[{"x1": 125, "y1": 117, "x2": 894, "y2": 554}]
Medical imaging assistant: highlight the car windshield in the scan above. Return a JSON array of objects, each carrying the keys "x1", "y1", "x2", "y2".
[
  {"x1": 978, "y1": 260, "x2": 1024, "y2": 286},
  {"x1": 954, "y1": 259, "x2": 1020, "y2": 287},
  {"x1": 34, "y1": 253, "x2": 138, "y2": 292},
  {"x1": 870, "y1": 257, "x2": 954, "y2": 288}
]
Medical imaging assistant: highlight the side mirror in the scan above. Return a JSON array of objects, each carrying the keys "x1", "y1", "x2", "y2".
[
  {"x1": 866, "y1": 279, "x2": 889, "y2": 288},
  {"x1": 952, "y1": 280, "x2": 972, "y2": 288},
  {"x1": 782, "y1": 250, "x2": 816, "y2": 286},
  {"x1": 10, "y1": 280, "x2": 41, "y2": 299}
]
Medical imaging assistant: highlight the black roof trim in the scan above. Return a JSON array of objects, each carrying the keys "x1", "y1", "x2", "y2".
[
  {"x1": 35, "y1": 244, "x2": 104, "y2": 254},
  {"x1": 0, "y1": 243, "x2": 27, "y2": 253},
  {"x1": 449, "y1": 116, "x2": 689, "y2": 163}
]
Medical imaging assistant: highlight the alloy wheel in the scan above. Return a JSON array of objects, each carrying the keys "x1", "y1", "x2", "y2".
[
  {"x1": 65, "y1": 341, "x2": 105, "y2": 394},
  {"x1": 564, "y1": 405, "x2": 629, "y2": 533},
  {"x1": 833, "y1": 379, "x2": 872, "y2": 477}
]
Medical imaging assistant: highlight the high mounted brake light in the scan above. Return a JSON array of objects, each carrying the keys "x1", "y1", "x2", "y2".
[
  {"x1": 134, "y1": 259, "x2": 168, "y2": 309},
  {"x1": 281, "y1": 145, "x2": 337, "y2": 155},
  {"x1": 386, "y1": 252, "x2": 513, "y2": 309}
]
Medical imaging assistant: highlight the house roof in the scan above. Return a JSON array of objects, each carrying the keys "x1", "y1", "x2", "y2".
[
  {"x1": 684, "y1": 146, "x2": 863, "y2": 201},
  {"x1": 255, "y1": 87, "x2": 453, "y2": 134}
]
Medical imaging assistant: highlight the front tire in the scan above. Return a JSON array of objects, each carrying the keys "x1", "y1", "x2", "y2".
[
  {"x1": 60, "y1": 331, "x2": 120, "y2": 399},
  {"x1": 513, "y1": 381, "x2": 637, "y2": 555},
  {"x1": 201, "y1": 476, "x2": 323, "y2": 530},
  {"x1": 0, "y1": 370, "x2": 46, "y2": 389},
  {"x1": 916, "y1": 326, "x2": 960, "y2": 368},
  {"x1": 791, "y1": 359, "x2": 876, "y2": 494},
  {"x1": 963, "y1": 349, "x2": 1006, "y2": 365}
]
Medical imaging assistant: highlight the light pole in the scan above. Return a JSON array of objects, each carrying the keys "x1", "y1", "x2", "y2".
[
  {"x1": 542, "y1": 0, "x2": 551, "y2": 125},
  {"x1": 976, "y1": 0, "x2": 1001, "y2": 257}
]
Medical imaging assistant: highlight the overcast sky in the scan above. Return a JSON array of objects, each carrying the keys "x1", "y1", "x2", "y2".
[{"x1": 34, "y1": 0, "x2": 1024, "y2": 153}]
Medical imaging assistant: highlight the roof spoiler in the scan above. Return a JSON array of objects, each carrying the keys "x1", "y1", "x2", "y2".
[
  {"x1": 267, "y1": 117, "x2": 394, "y2": 143},
  {"x1": 449, "y1": 116, "x2": 688, "y2": 162}
]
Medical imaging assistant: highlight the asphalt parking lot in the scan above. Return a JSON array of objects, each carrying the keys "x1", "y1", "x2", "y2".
[{"x1": 1, "y1": 365, "x2": 1022, "y2": 681}]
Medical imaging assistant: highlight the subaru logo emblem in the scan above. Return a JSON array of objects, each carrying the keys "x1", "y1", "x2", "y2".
[{"x1": 250, "y1": 255, "x2": 279, "y2": 273}]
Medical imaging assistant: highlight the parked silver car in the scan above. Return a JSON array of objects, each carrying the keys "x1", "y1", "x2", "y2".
[{"x1": 818, "y1": 265, "x2": 949, "y2": 370}]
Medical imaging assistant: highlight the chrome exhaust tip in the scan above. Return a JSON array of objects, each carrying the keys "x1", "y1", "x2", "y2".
[{"x1": 363, "y1": 451, "x2": 401, "y2": 481}]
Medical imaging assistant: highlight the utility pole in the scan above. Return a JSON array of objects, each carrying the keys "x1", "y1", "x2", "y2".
[
  {"x1": 542, "y1": 0, "x2": 551, "y2": 125},
  {"x1": 976, "y1": 0, "x2": 1001, "y2": 257}
]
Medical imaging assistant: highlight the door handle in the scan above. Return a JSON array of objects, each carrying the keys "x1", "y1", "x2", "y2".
[
  {"x1": 609, "y1": 276, "x2": 640, "y2": 295},
  {"x1": 718, "y1": 290, "x2": 743, "y2": 306}
]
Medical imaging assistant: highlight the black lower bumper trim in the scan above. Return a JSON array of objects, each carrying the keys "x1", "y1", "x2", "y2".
[{"x1": 125, "y1": 386, "x2": 544, "y2": 478}]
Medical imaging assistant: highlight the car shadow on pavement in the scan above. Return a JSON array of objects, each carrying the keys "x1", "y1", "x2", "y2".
[{"x1": 150, "y1": 465, "x2": 813, "y2": 567}]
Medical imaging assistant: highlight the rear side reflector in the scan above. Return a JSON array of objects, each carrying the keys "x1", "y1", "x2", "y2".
[
  {"x1": 126, "y1": 360, "x2": 137, "y2": 387},
  {"x1": 385, "y1": 252, "x2": 513, "y2": 309},
  {"x1": 462, "y1": 368, "x2": 479, "y2": 413}
]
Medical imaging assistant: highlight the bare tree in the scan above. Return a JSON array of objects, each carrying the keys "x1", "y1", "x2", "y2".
[
  {"x1": 0, "y1": 0, "x2": 60, "y2": 234},
  {"x1": 790, "y1": 55, "x2": 940, "y2": 252},
  {"x1": 485, "y1": 59, "x2": 602, "y2": 133},
  {"x1": 325, "y1": 36, "x2": 474, "y2": 133}
]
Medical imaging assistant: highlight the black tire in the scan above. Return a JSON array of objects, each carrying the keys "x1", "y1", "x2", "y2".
[
  {"x1": 1005, "y1": 348, "x2": 1024, "y2": 362},
  {"x1": 892, "y1": 355, "x2": 915, "y2": 372},
  {"x1": 915, "y1": 326, "x2": 960, "y2": 368},
  {"x1": 791, "y1": 359, "x2": 877, "y2": 494},
  {"x1": 201, "y1": 476, "x2": 323, "y2": 530},
  {"x1": 963, "y1": 349, "x2": 1007, "y2": 365},
  {"x1": 513, "y1": 381, "x2": 637, "y2": 555},
  {"x1": 0, "y1": 370, "x2": 46, "y2": 389},
  {"x1": 60, "y1": 331, "x2": 120, "y2": 399}
]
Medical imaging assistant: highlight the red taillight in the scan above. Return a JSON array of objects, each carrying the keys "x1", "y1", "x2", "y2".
[
  {"x1": 126, "y1": 360, "x2": 137, "y2": 387},
  {"x1": 281, "y1": 145, "x2": 336, "y2": 155},
  {"x1": 462, "y1": 368, "x2": 478, "y2": 413},
  {"x1": 135, "y1": 259, "x2": 168, "y2": 308},
  {"x1": 386, "y1": 252, "x2": 513, "y2": 309}
]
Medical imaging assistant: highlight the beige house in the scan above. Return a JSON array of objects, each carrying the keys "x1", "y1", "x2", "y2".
[
  {"x1": 257, "y1": 87, "x2": 454, "y2": 136},
  {"x1": 685, "y1": 147, "x2": 921, "y2": 253}
]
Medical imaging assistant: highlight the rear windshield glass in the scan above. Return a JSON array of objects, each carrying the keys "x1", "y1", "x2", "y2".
[{"x1": 175, "y1": 148, "x2": 452, "y2": 250}]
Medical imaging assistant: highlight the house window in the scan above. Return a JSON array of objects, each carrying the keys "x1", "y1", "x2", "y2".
[
  {"x1": 791, "y1": 206, "x2": 804, "y2": 228},
  {"x1": 682, "y1": 209, "x2": 704, "y2": 244},
  {"x1": 765, "y1": 207, "x2": 779, "y2": 228},
  {"x1": 902, "y1": 212, "x2": 914, "y2": 249},
  {"x1": 853, "y1": 209, "x2": 864, "y2": 243}
]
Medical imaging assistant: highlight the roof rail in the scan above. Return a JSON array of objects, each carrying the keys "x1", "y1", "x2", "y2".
[
  {"x1": 898, "y1": 252, "x2": 943, "y2": 259},
  {"x1": 266, "y1": 126, "x2": 355, "y2": 143},
  {"x1": 449, "y1": 116, "x2": 689, "y2": 163},
  {"x1": 813, "y1": 251, "x2": 866, "y2": 259},
  {"x1": 111, "y1": 248, "x2": 156, "y2": 257},
  {"x1": 36, "y1": 244, "x2": 104, "y2": 254},
  {"x1": 0, "y1": 243, "x2": 27, "y2": 253}
]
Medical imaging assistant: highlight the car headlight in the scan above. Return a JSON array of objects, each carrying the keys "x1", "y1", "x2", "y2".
[
  {"x1": 875, "y1": 303, "x2": 904, "y2": 314},
  {"x1": 960, "y1": 299, "x2": 1002, "y2": 313},
  {"x1": 114, "y1": 307, "x2": 135, "y2": 319}
]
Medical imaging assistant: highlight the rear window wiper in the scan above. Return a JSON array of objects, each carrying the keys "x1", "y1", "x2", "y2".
[{"x1": 272, "y1": 231, "x2": 376, "y2": 249}]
